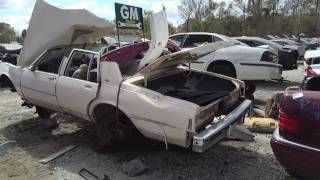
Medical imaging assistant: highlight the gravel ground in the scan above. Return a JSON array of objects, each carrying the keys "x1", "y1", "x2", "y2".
[{"x1": 0, "y1": 66, "x2": 305, "y2": 180}]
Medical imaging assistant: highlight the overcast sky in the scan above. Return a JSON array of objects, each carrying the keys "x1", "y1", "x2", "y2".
[{"x1": 0, "y1": 0, "x2": 183, "y2": 33}]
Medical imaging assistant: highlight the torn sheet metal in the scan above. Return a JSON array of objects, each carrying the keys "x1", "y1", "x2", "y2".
[
  {"x1": 18, "y1": 0, "x2": 114, "y2": 67},
  {"x1": 138, "y1": 8, "x2": 169, "y2": 69},
  {"x1": 138, "y1": 41, "x2": 235, "y2": 75}
]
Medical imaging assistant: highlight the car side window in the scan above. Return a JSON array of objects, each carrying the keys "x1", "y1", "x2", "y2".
[
  {"x1": 169, "y1": 35, "x2": 185, "y2": 47},
  {"x1": 36, "y1": 47, "x2": 70, "y2": 74},
  {"x1": 213, "y1": 36, "x2": 223, "y2": 42},
  {"x1": 253, "y1": 40, "x2": 265, "y2": 46},
  {"x1": 65, "y1": 50, "x2": 94, "y2": 81},
  {"x1": 183, "y1": 35, "x2": 213, "y2": 48},
  {"x1": 239, "y1": 40, "x2": 256, "y2": 47}
]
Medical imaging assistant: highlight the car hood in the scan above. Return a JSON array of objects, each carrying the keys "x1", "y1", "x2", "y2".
[{"x1": 17, "y1": 0, "x2": 114, "y2": 67}]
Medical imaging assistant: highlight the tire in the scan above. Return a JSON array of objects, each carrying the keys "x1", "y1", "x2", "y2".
[
  {"x1": 94, "y1": 106, "x2": 136, "y2": 151},
  {"x1": 208, "y1": 64, "x2": 236, "y2": 78},
  {"x1": 244, "y1": 81, "x2": 256, "y2": 95},
  {"x1": 35, "y1": 106, "x2": 51, "y2": 119}
]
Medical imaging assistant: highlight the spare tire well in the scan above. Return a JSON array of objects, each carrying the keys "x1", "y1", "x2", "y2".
[
  {"x1": 0, "y1": 75, "x2": 16, "y2": 91},
  {"x1": 207, "y1": 60, "x2": 236, "y2": 78}
]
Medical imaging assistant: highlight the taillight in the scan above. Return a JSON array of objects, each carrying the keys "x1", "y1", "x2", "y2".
[
  {"x1": 261, "y1": 51, "x2": 277, "y2": 63},
  {"x1": 278, "y1": 109, "x2": 300, "y2": 133},
  {"x1": 307, "y1": 65, "x2": 317, "y2": 77}
]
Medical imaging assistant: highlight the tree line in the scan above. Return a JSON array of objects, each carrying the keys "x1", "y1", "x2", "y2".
[
  {"x1": 0, "y1": 23, "x2": 26, "y2": 44},
  {"x1": 177, "y1": 0, "x2": 320, "y2": 37},
  {"x1": 2, "y1": 0, "x2": 320, "y2": 44}
]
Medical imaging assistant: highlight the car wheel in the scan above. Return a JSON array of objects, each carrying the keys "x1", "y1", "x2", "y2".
[
  {"x1": 208, "y1": 64, "x2": 236, "y2": 78},
  {"x1": 94, "y1": 106, "x2": 136, "y2": 152},
  {"x1": 36, "y1": 106, "x2": 51, "y2": 119}
]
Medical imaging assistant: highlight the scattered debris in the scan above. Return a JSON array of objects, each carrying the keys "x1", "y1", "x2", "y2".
[
  {"x1": 38, "y1": 145, "x2": 78, "y2": 164},
  {"x1": 121, "y1": 158, "x2": 149, "y2": 177},
  {"x1": 79, "y1": 168, "x2": 110, "y2": 180},
  {"x1": 229, "y1": 125, "x2": 255, "y2": 142},
  {"x1": 252, "y1": 107, "x2": 266, "y2": 118},
  {"x1": 37, "y1": 119, "x2": 58, "y2": 130},
  {"x1": 265, "y1": 92, "x2": 283, "y2": 119},
  {"x1": 244, "y1": 117, "x2": 278, "y2": 133},
  {"x1": 0, "y1": 141, "x2": 16, "y2": 156}
]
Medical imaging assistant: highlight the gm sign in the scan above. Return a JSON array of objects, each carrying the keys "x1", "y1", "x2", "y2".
[{"x1": 115, "y1": 3, "x2": 144, "y2": 30}]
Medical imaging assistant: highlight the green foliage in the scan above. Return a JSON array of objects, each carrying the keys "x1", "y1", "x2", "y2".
[
  {"x1": 0, "y1": 23, "x2": 17, "y2": 43},
  {"x1": 178, "y1": 0, "x2": 320, "y2": 37}
]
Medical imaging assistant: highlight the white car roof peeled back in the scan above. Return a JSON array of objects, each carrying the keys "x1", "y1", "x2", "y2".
[{"x1": 17, "y1": 0, "x2": 114, "y2": 67}]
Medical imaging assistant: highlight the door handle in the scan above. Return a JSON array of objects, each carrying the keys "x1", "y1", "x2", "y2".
[
  {"x1": 84, "y1": 84, "x2": 92, "y2": 88},
  {"x1": 48, "y1": 77, "x2": 56, "y2": 80}
]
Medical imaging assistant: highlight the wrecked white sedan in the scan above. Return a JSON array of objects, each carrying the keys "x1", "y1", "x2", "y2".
[{"x1": 0, "y1": 0, "x2": 252, "y2": 153}]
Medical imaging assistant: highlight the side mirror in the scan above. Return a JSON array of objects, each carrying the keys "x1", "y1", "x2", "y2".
[{"x1": 30, "y1": 66, "x2": 36, "y2": 72}]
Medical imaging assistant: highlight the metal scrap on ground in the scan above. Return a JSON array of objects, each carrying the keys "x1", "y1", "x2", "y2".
[
  {"x1": 38, "y1": 145, "x2": 78, "y2": 164},
  {"x1": 0, "y1": 141, "x2": 16, "y2": 156},
  {"x1": 121, "y1": 158, "x2": 149, "y2": 177}
]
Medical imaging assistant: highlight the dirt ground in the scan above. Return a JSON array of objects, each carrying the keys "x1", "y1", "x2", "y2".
[{"x1": 0, "y1": 66, "x2": 305, "y2": 180}]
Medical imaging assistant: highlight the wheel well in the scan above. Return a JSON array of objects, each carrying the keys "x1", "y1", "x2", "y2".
[
  {"x1": 207, "y1": 60, "x2": 237, "y2": 77},
  {"x1": 0, "y1": 75, "x2": 16, "y2": 91},
  {"x1": 93, "y1": 104, "x2": 129, "y2": 122}
]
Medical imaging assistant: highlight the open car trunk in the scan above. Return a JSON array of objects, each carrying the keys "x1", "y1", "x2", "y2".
[{"x1": 135, "y1": 71, "x2": 237, "y2": 106}]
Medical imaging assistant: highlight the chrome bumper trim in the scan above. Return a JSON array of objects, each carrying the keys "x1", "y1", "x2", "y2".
[{"x1": 192, "y1": 99, "x2": 252, "y2": 153}]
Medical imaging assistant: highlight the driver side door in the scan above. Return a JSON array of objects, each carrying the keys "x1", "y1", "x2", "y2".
[{"x1": 21, "y1": 47, "x2": 69, "y2": 111}]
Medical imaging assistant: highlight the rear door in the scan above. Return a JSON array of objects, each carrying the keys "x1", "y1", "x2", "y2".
[{"x1": 56, "y1": 49, "x2": 99, "y2": 120}]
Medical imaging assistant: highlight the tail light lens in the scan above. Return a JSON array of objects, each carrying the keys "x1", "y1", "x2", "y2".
[
  {"x1": 261, "y1": 51, "x2": 277, "y2": 63},
  {"x1": 278, "y1": 109, "x2": 300, "y2": 133},
  {"x1": 307, "y1": 65, "x2": 317, "y2": 77}
]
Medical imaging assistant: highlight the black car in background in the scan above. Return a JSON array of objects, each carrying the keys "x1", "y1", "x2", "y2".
[{"x1": 0, "y1": 44, "x2": 22, "y2": 65}]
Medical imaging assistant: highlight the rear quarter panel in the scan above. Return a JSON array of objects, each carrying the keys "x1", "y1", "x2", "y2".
[
  {"x1": 210, "y1": 46, "x2": 278, "y2": 80},
  {"x1": 90, "y1": 82, "x2": 198, "y2": 147}
]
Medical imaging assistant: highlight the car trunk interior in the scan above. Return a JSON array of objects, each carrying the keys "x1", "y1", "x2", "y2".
[{"x1": 136, "y1": 71, "x2": 237, "y2": 106}]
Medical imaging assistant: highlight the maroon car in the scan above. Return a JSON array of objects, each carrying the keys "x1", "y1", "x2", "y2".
[{"x1": 271, "y1": 76, "x2": 320, "y2": 180}]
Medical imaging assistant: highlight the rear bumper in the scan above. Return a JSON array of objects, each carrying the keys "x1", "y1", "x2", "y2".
[
  {"x1": 239, "y1": 63, "x2": 283, "y2": 80},
  {"x1": 271, "y1": 128, "x2": 320, "y2": 179},
  {"x1": 192, "y1": 99, "x2": 252, "y2": 153}
]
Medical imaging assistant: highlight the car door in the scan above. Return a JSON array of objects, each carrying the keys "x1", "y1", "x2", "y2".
[
  {"x1": 56, "y1": 49, "x2": 99, "y2": 120},
  {"x1": 21, "y1": 47, "x2": 70, "y2": 111}
]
